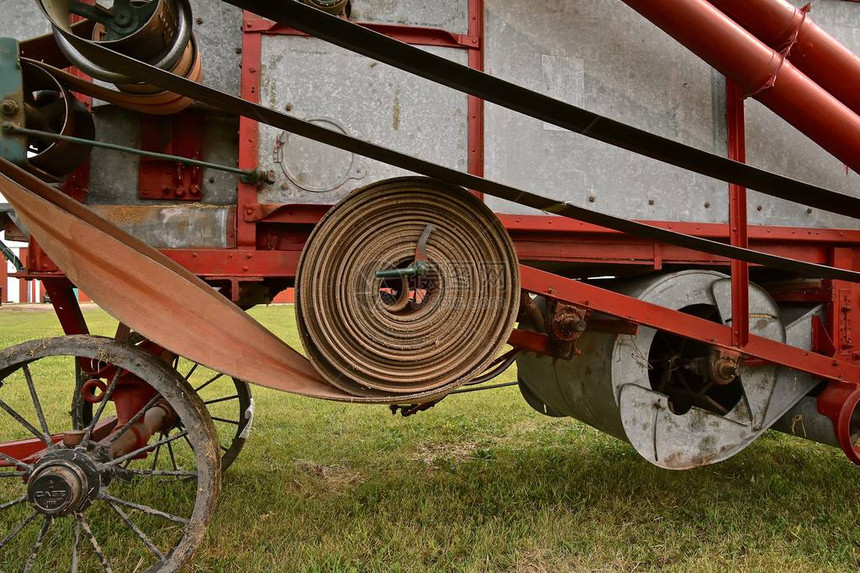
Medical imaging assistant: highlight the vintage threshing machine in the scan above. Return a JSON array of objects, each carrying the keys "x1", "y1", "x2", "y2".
[{"x1": 0, "y1": 0, "x2": 858, "y2": 569}]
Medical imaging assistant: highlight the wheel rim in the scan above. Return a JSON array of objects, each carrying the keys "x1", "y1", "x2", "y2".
[
  {"x1": 172, "y1": 357, "x2": 253, "y2": 472},
  {"x1": 0, "y1": 336, "x2": 220, "y2": 573}
]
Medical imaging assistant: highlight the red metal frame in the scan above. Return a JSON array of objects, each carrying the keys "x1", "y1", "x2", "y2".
[
  {"x1": 11, "y1": 1, "x2": 859, "y2": 462},
  {"x1": 238, "y1": 22, "x2": 262, "y2": 250},
  {"x1": 138, "y1": 111, "x2": 205, "y2": 200},
  {"x1": 518, "y1": 265, "x2": 860, "y2": 384}
]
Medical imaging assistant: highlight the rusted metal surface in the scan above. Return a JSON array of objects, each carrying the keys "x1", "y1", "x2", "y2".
[
  {"x1": 518, "y1": 272, "x2": 824, "y2": 469},
  {"x1": 545, "y1": 300, "x2": 587, "y2": 360},
  {"x1": 33, "y1": 23, "x2": 860, "y2": 281},
  {"x1": 0, "y1": 158, "x2": 500, "y2": 404},
  {"x1": 19, "y1": 59, "x2": 94, "y2": 177},
  {"x1": 0, "y1": 0, "x2": 856, "y2": 477},
  {"x1": 134, "y1": 112, "x2": 203, "y2": 183}
]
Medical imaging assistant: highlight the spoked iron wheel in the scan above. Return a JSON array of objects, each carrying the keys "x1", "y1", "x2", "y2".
[
  {"x1": 0, "y1": 336, "x2": 220, "y2": 572},
  {"x1": 170, "y1": 357, "x2": 252, "y2": 471},
  {"x1": 75, "y1": 340, "x2": 253, "y2": 472}
]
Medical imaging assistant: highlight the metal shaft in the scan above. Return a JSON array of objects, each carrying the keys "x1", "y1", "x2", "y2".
[{"x1": 2, "y1": 122, "x2": 264, "y2": 184}]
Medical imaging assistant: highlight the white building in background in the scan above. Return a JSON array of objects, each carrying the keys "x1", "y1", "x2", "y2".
[
  {"x1": 1, "y1": 190, "x2": 42, "y2": 304},
  {"x1": 1, "y1": 235, "x2": 36, "y2": 304}
]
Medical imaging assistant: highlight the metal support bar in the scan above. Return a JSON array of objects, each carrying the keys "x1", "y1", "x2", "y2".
[
  {"x1": 519, "y1": 265, "x2": 860, "y2": 384},
  {"x1": 1, "y1": 123, "x2": 270, "y2": 184},
  {"x1": 727, "y1": 81, "x2": 749, "y2": 347}
]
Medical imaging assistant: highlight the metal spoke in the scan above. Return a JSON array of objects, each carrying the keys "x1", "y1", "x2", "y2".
[
  {"x1": 100, "y1": 493, "x2": 189, "y2": 525},
  {"x1": 0, "y1": 510, "x2": 38, "y2": 549},
  {"x1": 22, "y1": 365, "x2": 51, "y2": 440},
  {"x1": 0, "y1": 397, "x2": 52, "y2": 446},
  {"x1": 150, "y1": 441, "x2": 162, "y2": 471},
  {"x1": 0, "y1": 452, "x2": 30, "y2": 472},
  {"x1": 105, "y1": 395, "x2": 161, "y2": 447},
  {"x1": 104, "y1": 431, "x2": 188, "y2": 468},
  {"x1": 0, "y1": 364, "x2": 23, "y2": 385},
  {"x1": 108, "y1": 501, "x2": 165, "y2": 562},
  {"x1": 203, "y1": 394, "x2": 239, "y2": 406},
  {"x1": 71, "y1": 518, "x2": 80, "y2": 573},
  {"x1": 166, "y1": 439, "x2": 179, "y2": 472},
  {"x1": 0, "y1": 495, "x2": 26, "y2": 511},
  {"x1": 23, "y1": 516, "x2": 52, "y2": 573},
  {"x1": 184, "y1": 363, "x2": 199, "y2": 381},
  {"x1": 81, "y1": 367, "x2": 124, "y2": 447},
  {"x1": 0, "y1": 471, "x2": 25, "y2": 478},
  {"x1": 181, "y1": 433, "x2": 195, "y2": 453},
  {"x1": 211, "y1": 416, "x2": 240, "y2": 425},
  {"x1": 78, "y1": 514, "x2": 112, "y2": 573},
  {"x1": 195, "y1": 373, "x2": 223, "y2": 393},
  {"x1": 125, "y1": 469, "x2": 197, "y2": 478}
]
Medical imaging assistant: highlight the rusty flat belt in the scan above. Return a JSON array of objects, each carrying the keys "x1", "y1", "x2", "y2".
[{"x1": 30, "y1": 0, "x2": 860, "y2": 282}]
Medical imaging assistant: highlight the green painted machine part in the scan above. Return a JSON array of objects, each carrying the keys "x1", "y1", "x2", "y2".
[{"x1": 0, "y1": 38, "x2": 26, "y2": 168}]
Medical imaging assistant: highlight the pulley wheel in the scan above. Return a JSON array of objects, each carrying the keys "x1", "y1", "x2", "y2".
[
  {"x1": 303, "y1": 0, "x2": 350, "y2": 15},
  {"x1": 21, "y1": 61, "x2": 94, "y2": 177},
  {"x1": 296, "y1": 177, "x2": 520, "y2": 397}
]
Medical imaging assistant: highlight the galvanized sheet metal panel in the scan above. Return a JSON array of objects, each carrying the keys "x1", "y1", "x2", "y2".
[
  {"x1": 89, "y1": 204, "x2": 234, "y2": 248},
  {"x1": 483, "y1": 0, "x2": 729, "y2": 222},
  {"x1": 0, "y1": 0, "x2": 51, "y2": 40},
  {"x1": 190, "y1": 0, "x2": 243, "y2": 97},
  {"x1": 350, "y1": 0, "x2": 469, "y2": 35},
  {"x1": 256, "y1": 35, "x2": 469, "y2": 204},
  {"x1": 87, "y1": 107, "x2": 239, "y2": 206}
]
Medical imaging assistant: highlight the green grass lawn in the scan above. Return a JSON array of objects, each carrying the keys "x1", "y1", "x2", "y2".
[{"x1": 0, "y1": 304, "x2": 859, "y2": 572}]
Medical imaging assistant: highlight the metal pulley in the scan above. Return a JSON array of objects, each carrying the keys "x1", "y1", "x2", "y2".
[
  {"x1": 517, "y1": 271, "x2": 822, "y2": 469},
  {"x1": 20, "y1": 60, "x2": 95, "y2": 177},
  {"x1": 296, "y1": 177, "x2": 520, "y2": 397},
  {"x1": 49, "y1": 0, "x2": 199, "y2": 93},
  {"x1": 0, "y1": 41, "x2": 94, "y2": 178},
  {"x1": 303, "y1": 0, "x2": 350, "y2": 16}
]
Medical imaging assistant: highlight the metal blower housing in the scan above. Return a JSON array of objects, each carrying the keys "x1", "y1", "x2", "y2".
[{"x1": 517, "y1": 270, "x2": 822, "y2": 469}]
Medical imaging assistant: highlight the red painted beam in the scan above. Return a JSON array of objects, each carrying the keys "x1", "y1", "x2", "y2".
[
  {"x1": 727, "y1": 81, "x2": 749, "y2": 347},
  {"x1": 519, "y1": 265, "x2": 860, "y2": 384},
  {"x1": 238, "y1": 12, "x2": 263, "y2": 249},
  {"x1": 467, "y1": 0, "x2": 485, "y2": 200},
  {"x1": 42, "y1": 278, "x2": 89, "y2": 334}
]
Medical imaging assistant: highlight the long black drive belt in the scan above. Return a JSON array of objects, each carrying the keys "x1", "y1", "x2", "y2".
[{"x1": 35, "y1": 0, "x2": 860, "y2": 282}]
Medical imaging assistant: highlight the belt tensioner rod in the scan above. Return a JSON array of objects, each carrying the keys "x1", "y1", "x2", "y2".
[{"x1": 2, "y1": 122, "x2": 271, "y2": 185}]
